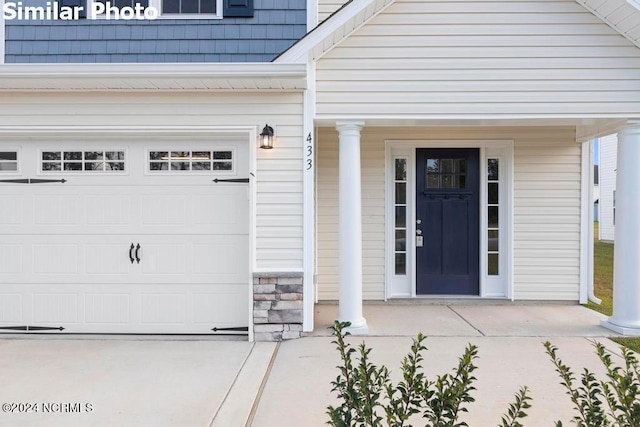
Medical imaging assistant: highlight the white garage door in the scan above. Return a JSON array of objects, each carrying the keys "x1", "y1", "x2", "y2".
[{"x1": 0, "y1": 137, "x2": 250, "y2": 334}]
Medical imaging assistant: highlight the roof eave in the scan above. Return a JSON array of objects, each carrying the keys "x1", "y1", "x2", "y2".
[{"x1": 0, "y1": 63, "x2": 308, "y2": 91}]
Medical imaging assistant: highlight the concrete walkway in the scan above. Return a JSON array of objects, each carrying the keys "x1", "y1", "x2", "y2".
[
  {"x1": 253, "y1": 304, "x2": 622, "y2": 426},
  {"x1": 0, "y1": 304, "x2": 624, "y2": 426}
]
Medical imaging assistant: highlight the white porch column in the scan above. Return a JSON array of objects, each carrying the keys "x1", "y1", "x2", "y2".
[
  {"x1": 603, "y1": 121, "x2": 640, "y2": 335},
  {"x1": 336, "y1": 121, "x2": 368, "y2": 334}
]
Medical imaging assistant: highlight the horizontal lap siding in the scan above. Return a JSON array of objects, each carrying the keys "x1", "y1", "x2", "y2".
[
  {"x1": 318, "y1": 1, "x2": 348, "y2": 21},
  {"x1": 316, "y1": 127, "x2": 580, "y2": 301},
  {"x1": 0, "y1": 92, "x2": 304, "y2": 270},
  {"x1": 316, "y1": 0, "x2": 640, "y2": 117},
  {"x1": 513, "y1": 129, "x2": 581, "y2": 300}
]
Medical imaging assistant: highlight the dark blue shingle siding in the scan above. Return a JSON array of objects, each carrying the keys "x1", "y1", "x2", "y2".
[{"x1": 5, "y1": 0, "x2": 307, "y2": 63}]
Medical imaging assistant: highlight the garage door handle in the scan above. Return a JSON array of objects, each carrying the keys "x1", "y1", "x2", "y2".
[
  {"x1": 129, "y1": 243, "x2": 135, "y2": 264},
  {"x1": 135, "y1": 244, "x2": 141, "y2": 264}
]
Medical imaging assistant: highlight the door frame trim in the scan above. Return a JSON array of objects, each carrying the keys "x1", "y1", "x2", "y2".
[{"x1": 385, "y1": 139, "x2": 514, "y2": 300}]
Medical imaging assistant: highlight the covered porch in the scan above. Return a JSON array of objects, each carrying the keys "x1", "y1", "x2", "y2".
[{"x1": 313, "y1": 120, "x2": 640, "y2": 335}]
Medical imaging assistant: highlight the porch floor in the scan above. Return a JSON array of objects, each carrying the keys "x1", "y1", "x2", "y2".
[{"x1": 309, "y1": 302, "x2": 610, "y2": 337}]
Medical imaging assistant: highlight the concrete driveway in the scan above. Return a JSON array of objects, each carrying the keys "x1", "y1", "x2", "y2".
[{"x1": 0, "y1": 337, "x2": 275, "y2": 427}]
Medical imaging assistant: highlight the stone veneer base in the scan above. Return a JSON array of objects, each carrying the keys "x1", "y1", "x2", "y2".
[{"x1": 253, "y1": 272, "x2": 303, "y2": 342}]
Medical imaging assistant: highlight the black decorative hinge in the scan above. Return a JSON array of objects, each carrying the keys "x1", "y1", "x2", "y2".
[
  {"x1": 0, "y1": 325, "x2": 65, "y2": 331},
  {"x1": 211, "y1": 326, "x2": 249, "y2": 333},
  {"x1": 212, "y1": 178, "x2": 250, "y2": 184},
  {"x1": 0, "y1": 179, "x2": 67, "y2": 184}
]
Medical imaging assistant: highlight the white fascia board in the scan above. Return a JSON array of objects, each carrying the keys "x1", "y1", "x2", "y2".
[
  {"x1": 275, "y1": 0, "x2": 385, "y2": 63},
  {"x1": 0, "y1": 63, "x2": 307, "y2": 79}
]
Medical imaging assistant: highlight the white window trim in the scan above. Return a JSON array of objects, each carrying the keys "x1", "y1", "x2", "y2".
[
  {"x1": 144, "y1": 147, "x2": 236, "y2": 176},
  {"x1": 87, "y1": 0, "x2": 223, "y2": 19},
  {"x1": 384, "y1": 140, "x2": 514, "y2": 300},
  {"x1": 37, "y1": 148, "x2": 129, "y2": 176},
  {"x1": 0, "y1": 147, "x2": 20, "y2": 175}
]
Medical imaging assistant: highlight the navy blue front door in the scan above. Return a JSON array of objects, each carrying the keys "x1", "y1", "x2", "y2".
[{"x1": 416, "y1": 148, "x2": 480, "y2": 295}]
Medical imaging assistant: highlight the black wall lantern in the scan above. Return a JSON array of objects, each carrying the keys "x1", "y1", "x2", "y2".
[{"x1": 260, "y1": 124, "x2": 275, "y2": 149}]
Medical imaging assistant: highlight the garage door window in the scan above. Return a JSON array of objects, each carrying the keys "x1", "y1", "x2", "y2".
[
  {"x1": 148, "y1": 150, "x2": 234, "y2": 172},
  {"x1": 41, "y1": 151, "x2": 126, "y2": 172},
  {"x1": 0, "y1": 151, "x2": 18, "y2": 172}
]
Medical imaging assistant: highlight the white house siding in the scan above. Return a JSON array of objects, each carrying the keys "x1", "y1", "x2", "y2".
[
  {"x1": 0, "y1": 92, "x2": 304, "y2": 271},
  {"x1": 317, "y1": 126, "x2": 581, "y2": 301},
  {"x1": 316, "y1": 0, "x2": 640, "y2": 118},
  {"x1": 599, "y1": 134, "x2": 618, "y2": 242},
  {"x1": 318, "y1": 0, "x2": 347, "y2": 22}
]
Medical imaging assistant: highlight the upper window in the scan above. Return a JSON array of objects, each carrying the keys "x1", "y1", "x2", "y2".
[
  {"x1": 148, "y1": 150, "x2": 233, "y2": 172},
  {"x1": 161, "y1": 0, "x2": 217, "y2": 14},
  {"x1": 41, "y1": 151, "x2": 126, "y2": 173},
  {"x1": 0, "y1": 152, "x2": 18, "y2": 172},
  {"x1": 76, "y1": 0, "x2": 254, "y2": 18},
  {"x1": 85, "y1": 0, "x2": 226, "y2": 18}
]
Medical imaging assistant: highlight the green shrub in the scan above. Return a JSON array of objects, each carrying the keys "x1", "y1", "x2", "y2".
[
  {"x1": 327, "y1": 321, "x2": 531, "y2": 427},
  {"x1": 545, "y1": 341, "x2": 640, "y2": 427}
]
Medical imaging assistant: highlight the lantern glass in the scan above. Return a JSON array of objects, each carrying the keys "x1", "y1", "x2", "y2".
[{"x1": 259, "y1": 125, "x2": 275, "y2": 149}]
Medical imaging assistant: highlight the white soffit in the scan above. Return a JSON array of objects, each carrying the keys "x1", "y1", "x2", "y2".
[
  {"x1": 577, "y1": 0, "x2": 640, "y2": 48},
  {"x1": 0, "y1": 63, "x2": 307, "y2": 91}
]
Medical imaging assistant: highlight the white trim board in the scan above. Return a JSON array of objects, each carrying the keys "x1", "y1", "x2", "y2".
[
  {"x1": 302, "y1": 59, "x2": 317, "y2": 332},
  {"x1": 0, "y1": 63, "x2": 307, "y2": 92},
  {"x1": 384, "y1": 140, "x2": 514, "y2": 300}
]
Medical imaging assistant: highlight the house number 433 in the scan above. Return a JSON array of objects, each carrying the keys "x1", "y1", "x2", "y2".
[{"x1": 306, "y1": 133, "x2": 313, "y2": 171}]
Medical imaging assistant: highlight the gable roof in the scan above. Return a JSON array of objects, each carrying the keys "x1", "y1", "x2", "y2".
[
  {"x1": 275, "y1": 0, "x2": 640, "y2": 63},
  {"x1": 274, "y1": 0, "x2": 395, "y2": 63}
]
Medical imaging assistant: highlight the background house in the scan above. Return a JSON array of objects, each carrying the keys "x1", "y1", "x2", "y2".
[
  {"x1": 598, "y1": 134, "x2": 617, "y2": 242},
  {"x1": 594, "y1": 163, "x2": 599, "y2": 222}
]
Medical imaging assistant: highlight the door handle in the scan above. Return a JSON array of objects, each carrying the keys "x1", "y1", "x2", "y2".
[
  {"x1": 129, "y1": 243, "x2": 135, "y2": 264},
  {"x1": 135, "y1": 244, "x2": 141, "y2": 264}
]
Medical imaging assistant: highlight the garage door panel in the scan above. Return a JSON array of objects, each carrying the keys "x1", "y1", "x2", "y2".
[
  {"x1": 0, "y1": 187, "x2": 249, "y2": 236},
  {"x1": 33, "y1": 293, "x2": 78, "y2": 324},
  {"x1": 0, "y1": 284, "x2": 249, "y2": 333},
  {"x1": 86, "y1": 195, "x2": 132, "y2": 225},
  {"x1": 192, "y1": 291, "x2": 248, "y2": 325},
  {"x1": 140, "y1": 245, "x2": 187, "y2": 275},
  {"x1": 0, "y1": 245, "x2": 23, "y2": 274},
  {"x1": 1, "y1": 235, "x2": 250, "y2": 284},
  {"x1": 85, "y1": 293, "x2": 131, "y2": 325},
  {"x1": 86, "y1": 244, "x2": 132, "y2": 275},
  {"x1": 193, "y1": 240, "x2": 248, "y2": 276},
  {"x1": 0, "y1": 195, "x2": 24, "y2": 224},
  {"x1": 33, "y1": 244, "x2": 79, "y2": 274},
  {"x1": 0, "y1": 294, "x2": 22, "y2": 323},
  {"x1": 34, "y1": 195, "x2": 80, "y2": 225},
  {"x1": 141, "y1": 294, "x2": 186, "y2": 325},
  {"x1": 141, "y1": 195, "x2": 187, "y2": 226}
]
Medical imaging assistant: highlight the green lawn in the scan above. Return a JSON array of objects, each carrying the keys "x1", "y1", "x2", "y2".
[
  {"x1": 586, "y1": 222, "x2": 614, "y2": 316},
  {"x1": 585, "y1": 223, "x2": 640, "y2": 353}
]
